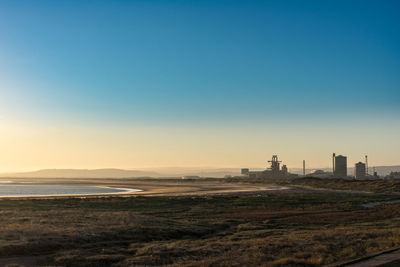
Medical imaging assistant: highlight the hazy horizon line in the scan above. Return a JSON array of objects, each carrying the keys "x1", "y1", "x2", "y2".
[{"x1": 2, "y1": 164, "x2": 400, "y2": 174}]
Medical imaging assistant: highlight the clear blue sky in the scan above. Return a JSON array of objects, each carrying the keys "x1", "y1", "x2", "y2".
[{"x1": 0, "y1": 0, "x2": 399, "y2": 171}]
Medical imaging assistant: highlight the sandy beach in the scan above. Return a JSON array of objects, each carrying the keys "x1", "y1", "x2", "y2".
[{"x1": 0, "y1": 177, "x2": 290, "y2": 198}]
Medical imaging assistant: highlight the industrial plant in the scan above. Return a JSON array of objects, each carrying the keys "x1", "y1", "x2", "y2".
[
  {"x1": 244, "y1": 153, "x2": 388, "y2": 180},
  {"x1": 309, "y1": 154, "x2": 380, "y2": 179},
  {"x1": 241, "y1": 155, "x2": 297, "y2": 178}
]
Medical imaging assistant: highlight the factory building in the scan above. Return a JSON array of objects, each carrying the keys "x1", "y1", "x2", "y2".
[
  {"x1": 354, "y1": 162, "x2": 366, "y2": 179},
  {"x1": 241, "y1": 168, "x2": 249, "y2": 176},
  {"x1": 281, "y1": 165, "x2": 288, "y2": 176},
  {"x1": 333, "y1": 154, "x2": 347, "y2": 178}
]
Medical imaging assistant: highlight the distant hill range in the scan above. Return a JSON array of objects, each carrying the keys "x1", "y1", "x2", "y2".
[
  {"x1": 0, "y1": 165, "x2": 399, "y2": 178},
  {"x1": 0, "y1": 168, "x2": 241, "y2": 179}
]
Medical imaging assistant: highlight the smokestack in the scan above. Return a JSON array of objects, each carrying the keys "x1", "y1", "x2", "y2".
[
  {"x1": 303, "y1": 160, "x2": 306, "y2": 176},
  {"x1": 333, "y1": 153, "x2": 336, "y2": 173},
  {"x1": 365, "y1": 155, "x2": 368, "y2": 176}
]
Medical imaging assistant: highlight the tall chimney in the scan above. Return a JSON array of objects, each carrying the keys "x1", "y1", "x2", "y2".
[
  {"x1": 333, "y1": 153, "x2": 336, "y2": 174},
  {"x1": 365, "y1": 155, "x2": 368, "y2": 176},
  {"x1": 303, "y1": 160, "x2": 306, "y2": 176}
]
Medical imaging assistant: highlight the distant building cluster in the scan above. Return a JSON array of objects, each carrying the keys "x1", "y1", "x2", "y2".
[
  {"x1": 308, "y1": 153, "x2": 380, "y2": 180},
  {"x1": 241, "y1": 153, "x2": 396, "y2": 180}
]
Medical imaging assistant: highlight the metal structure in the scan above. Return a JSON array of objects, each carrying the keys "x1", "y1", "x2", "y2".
[
  {"x1": 268, "y1": 155, "x2": 281, "y2": 173},
  {"x1": 242, "y1": 155, "x2": 297, "y2": 179}
]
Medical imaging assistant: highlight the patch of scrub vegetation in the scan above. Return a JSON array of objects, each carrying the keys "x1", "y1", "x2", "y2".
[
  {"x1": 225, "y1": 176, "x2": 400, "y2": 193},
  {"x1": 378, "y1": 259, "x2": 400, "y2": 267},
  {"x1": 1, "y1": 193, "x2": 400, "y2": 266}
]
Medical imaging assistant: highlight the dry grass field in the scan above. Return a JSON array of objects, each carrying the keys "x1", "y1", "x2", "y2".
[
  {"x1": 225, "y1": 176, "x2": 400, "y2": 194},
  {"x1": 1, "y1": 182, "x2": 400, "y2": 266}
]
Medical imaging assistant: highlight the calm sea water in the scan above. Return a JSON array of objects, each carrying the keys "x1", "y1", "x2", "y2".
[{"x1": 0, "y1": 184, "x2": 140, "y2": 197}]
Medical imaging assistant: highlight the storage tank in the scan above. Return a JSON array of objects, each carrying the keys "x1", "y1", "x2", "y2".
[
  {"x1": 354, "y1": 162, "x2": 366, "y2": 179},
  {"x1": 334, "y1": 155, "x2": 347, "y2": 178}
]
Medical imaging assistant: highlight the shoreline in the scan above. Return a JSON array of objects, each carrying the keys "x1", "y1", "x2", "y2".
[
  {"x1": 0, "y1": 178, "x2": 292, "y2": 199},
  {"x1": 0, "y1": 185, "x2": 143, "y2": 198}
]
